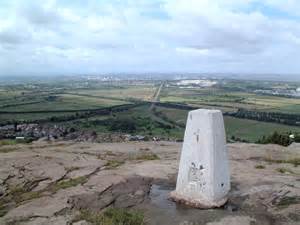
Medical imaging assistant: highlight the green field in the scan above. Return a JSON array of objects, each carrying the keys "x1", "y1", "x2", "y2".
[
  {"x1": 0, "y1": 94, "x2": 128, "y2": 112},
  {"x1": 0, "y1": 78, "x2": 299, "y2": 143},
  {"x1": 160, "y1": 86, "x2": 300, "y2": 114},
  {"x1": 69, "y1": 85, "x2": 157, "y2": 101},
  {"x1": 154, "y1": 106, "x2": 300, "y2": 142}
]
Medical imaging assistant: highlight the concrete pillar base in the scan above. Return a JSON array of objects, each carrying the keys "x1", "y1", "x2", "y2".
[{"x1": 169, "y1": 191, "x2": 228, "y2": 209}]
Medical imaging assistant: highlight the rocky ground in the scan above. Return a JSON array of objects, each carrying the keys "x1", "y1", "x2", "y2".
[{"x1": 0, "y1": 140, "x2": 299, "y2": 225}]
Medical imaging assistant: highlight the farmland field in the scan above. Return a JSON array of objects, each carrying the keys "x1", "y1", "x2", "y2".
[
  {"x1": 0, "y1": 77, "x2": 299, "y2": 143},
  {"x1": 0, "y1": 94, "x2": 128, "y2": 112},
  {"x1": 160, "y1": 86, "x2": 300, "y2": 114},
  {"x1": 154, "y1": 106, "x2": 300, "y2": 142}
]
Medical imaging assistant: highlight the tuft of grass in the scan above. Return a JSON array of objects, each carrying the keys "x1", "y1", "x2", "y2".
[
  {"x1": 9, "y1": 185, "x2": 43, "y2": 204},
  {"x1": 265, "y1": 158, "x2": 300, "y2": 167},
  {"x1": 0, "y1": 185, "x2": 43, "y2": 213},
  {"x1": 50, "y1": 176, "x2": 87, "y2": 192},
  {"x1": 75, "y1": 208, "x2": 144, "y2": 225},
  {"x1": 255, "y1": 165, "x2": 265, "y2": 169},
  {"x1": 134, "y1": 152, "x2": 160, "y2": 161},
  {"x1": 0, "y1": 175, "x2": 89, "y2": 216},
  {"x1": 104, "y1": 160, "x2": 125, "y2": 169},
  {"x1": 276, "y1": 167, "x2": 294, "y2": 174}
]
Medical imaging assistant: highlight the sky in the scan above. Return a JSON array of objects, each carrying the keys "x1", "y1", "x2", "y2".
[{"x1": 0, "y1": 0, "x2": 300, "y2": 77}]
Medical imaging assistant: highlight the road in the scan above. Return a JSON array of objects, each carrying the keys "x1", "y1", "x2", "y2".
[{"x1": 150, "y1": 82, "x2": 164, "y2": 110}]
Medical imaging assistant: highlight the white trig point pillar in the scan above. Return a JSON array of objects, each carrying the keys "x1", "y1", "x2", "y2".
[{"x1": 170, "y1": 109, "x2": 230, "y2": 208}]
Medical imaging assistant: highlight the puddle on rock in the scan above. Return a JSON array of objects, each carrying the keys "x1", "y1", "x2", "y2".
[{"x1": 139, "y1": 182, "x2": 236, "y2": 225}]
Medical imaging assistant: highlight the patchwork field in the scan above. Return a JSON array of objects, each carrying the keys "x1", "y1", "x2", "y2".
[
  {"x1": 160, "y1": 87, "x2": 300, "y2": 114},
  {"x1": 154, "y1": 106, "x2": 300, "y2": 142},
  {"x1": 0, "y1": 78, "x2": 299, "y2": 143},
  {"x1": 69, "y1": 85, "x2": 157, "y2": 101}
]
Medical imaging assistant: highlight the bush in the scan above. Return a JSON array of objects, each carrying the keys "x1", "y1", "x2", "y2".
[{"x1": 257, "y1": 131, "x2": 299, "y2": 146}]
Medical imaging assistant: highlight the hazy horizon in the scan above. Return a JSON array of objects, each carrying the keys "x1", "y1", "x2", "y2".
[{"x1": 1, "y1": 73, "x2": 300, "y2": 83}]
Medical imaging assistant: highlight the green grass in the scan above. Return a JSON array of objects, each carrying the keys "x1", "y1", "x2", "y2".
[
  {"x1": 0, "y1": 139, "x2": 18, "y2": 146},
  {"x1": 265, "y1": 158, "x2": 300, "y2": 167},
  {"x1": 0, "y1": 139, "x2": 32, "y2": 146},
  {"x1": 0, "y1": 94, "x2": 127, "y2": 112},
  {"x1": 134, "y1": 152, "x2": 160, "y2": 161},
  {"x1": 0, "y1": 175, "x2": 90, "y2": 217},
  {"x1": 255, "y1": 165, "x2": 265, "y2": 169},
  {"x1": 50, "y1": 176, "x2": 88, "y2": 192},
  {"x1": 277, "y1": 196, "x2": 300, "y2": 209},
  {"x1": 0, "y1": 112, "x2": 80, "y2": 123},
  {"x1": 0, "y1": 186, "x2": 37, "y2": 217},
  {"x1": 75, "y1": 85, "x2": 156, "y2": 100},
  {"x1": 276, "y1": 167, "x2": 295, "y2": 174},
  {"x1": 161, "y1": 86, "x2": 300, "y2": 114},
  {"x1": 104, "y1": 160, "x2": 125, "y2": 169},
  {"x1": 75, "y1": 208, "x2": 144, "y2": 225},
  {"x1": 1, "y1": 80, "x2": 300, "y2": 144},
  {"x1": 0, "y1": 139, "x2": 33, "y2": 153},
  {"x1": 224, "y1": 116, "x2": 300, "y2": 142}
]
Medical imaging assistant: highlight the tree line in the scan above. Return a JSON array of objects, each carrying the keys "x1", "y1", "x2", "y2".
[{"x1": 228, "y1": 109, "x2": 300, "y2": 126}]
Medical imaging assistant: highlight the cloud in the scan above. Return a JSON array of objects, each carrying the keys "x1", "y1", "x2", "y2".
[
  {"x1": 0, "y1": 0, "x2": 300, "y2": 76},
  {"x1": 19, "y1": 3, "x2": 63, "y2": 27},
  {"x1": 0, "y1": 28, "x2": 31, "y2": 45}
]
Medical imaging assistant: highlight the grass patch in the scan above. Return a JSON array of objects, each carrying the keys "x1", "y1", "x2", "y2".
[
  {"x1": 9, "y1": 185, "x2": 44, "y2": 204},
  {"x1": 0, "y1": 147, "x2": 18, "y2": 153},
  {"x1": 50, "y1": 176, "x2": 87, "y2": 192},
  {"x1": 276, "y1": 167, "x2": 294, "y2": 174},
  {"x1": 134, "y1": 152, "x2": 160, "y2": 161},
  {"x1": 265, "y1": 158, "x2": 300, "y2": 167},
  {"x1": 104, "y1": 160, "x2": 125, "y2": 169},
  {"x1": 0, "y1": 175, "x2": 89, "y2": 216},
  {"x1": 75, "y1": 208, "x2": 144, "y2": 225},
  {"x1": 277, "y1": 196, "x2": 300, "y2": 209},
  {"x1": 0, "y1": 139, "x2": 18, "y2": 146},
  {"x1": 0, "y1": 185, "x2": 44, "y2": 213},
  {"x1": 0, "y1": 139, "x2": 33, "y2": 146},
  {"x1": 0, "y1": 203, "x2": 9, "y2": 217},
  {"x1": 0, "y1": 139, "x2": 34, "y2": 153},
  {"x1": 255, "y1": 165, "x2": 265, "y2": 169}
]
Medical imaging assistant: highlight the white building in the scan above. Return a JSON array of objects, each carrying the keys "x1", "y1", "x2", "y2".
[{"x1": 170, "y1": 109, "x2": 230, "y2": 208}]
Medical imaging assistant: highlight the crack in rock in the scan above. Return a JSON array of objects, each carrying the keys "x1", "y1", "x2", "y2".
[{"x1": 68, "y1": 176, "x2": 152, "y2": 212}]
